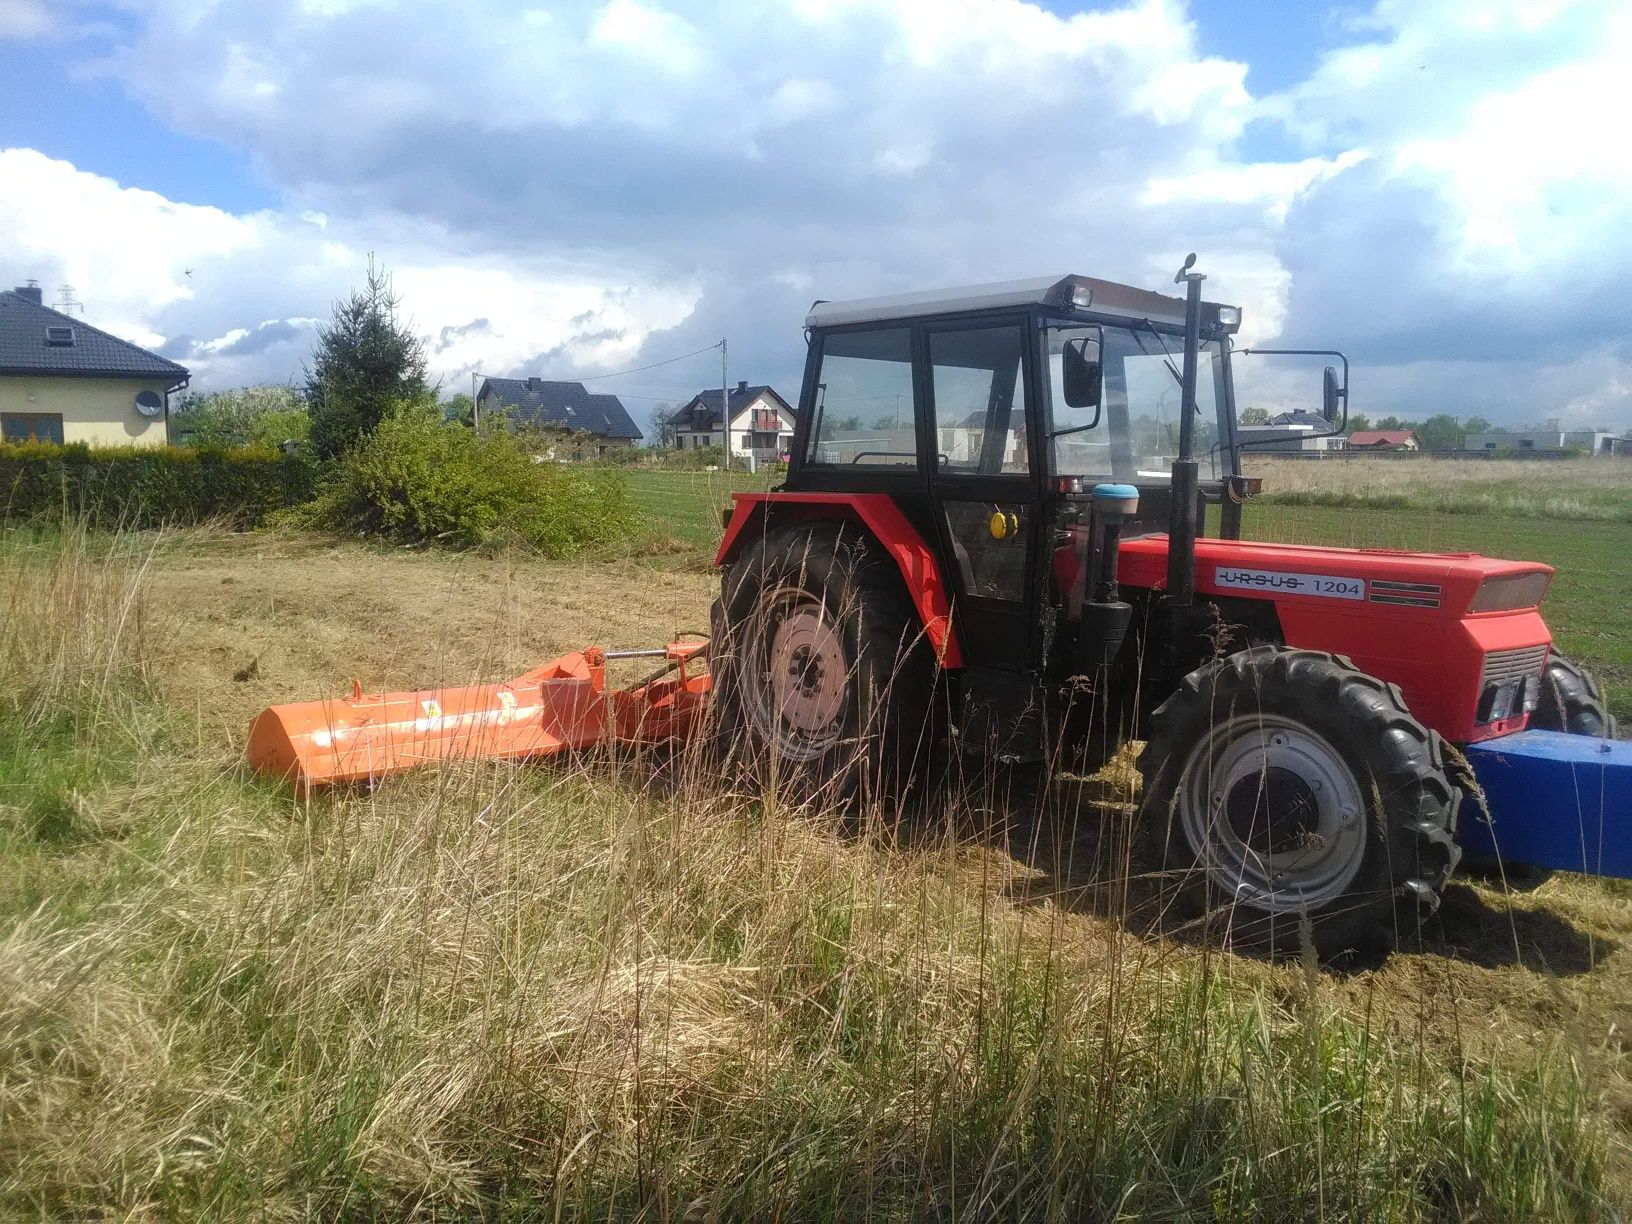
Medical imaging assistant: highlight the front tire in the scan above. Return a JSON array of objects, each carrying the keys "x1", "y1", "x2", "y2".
[
  {"x1": 1534, "y1": 653, "x2": 1618, "y2": 738},
  {"x1": 713, "y1": 522, "x2": 940, "y2": 807},
  {"x1": 1139, "y1": 647, "x2": 1461, "y2": 957}
]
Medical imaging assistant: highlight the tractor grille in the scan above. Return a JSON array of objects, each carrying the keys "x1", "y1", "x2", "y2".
[{"x1": 1481, "y1": 644, "x2": 1549, "y2": 688}]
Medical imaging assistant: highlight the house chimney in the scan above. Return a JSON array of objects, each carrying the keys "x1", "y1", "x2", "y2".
[
  {"x1": 736, "y1": 379, "x2": 748, "y2": 393},
  {"x1": 527, "y1": 376, "x2": 542, "y2": 392},
  {"x1": 14, "y1": 280, "x2": 43, "y2": 306}
]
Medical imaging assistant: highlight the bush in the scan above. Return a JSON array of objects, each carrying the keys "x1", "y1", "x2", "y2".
[
  {"x1": 298, "y1": 400, "x2": 639, "y2": 554},
  {"x1": 0, "y1": 443, "x2": 320, "y2": 529},
  {"x1": 171, "y1": 385, "x2": 309, "y2": 450}
]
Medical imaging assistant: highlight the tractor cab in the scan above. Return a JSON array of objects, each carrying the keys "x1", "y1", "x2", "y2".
[{"x1": 779, "y1": 273, "x2": 1260, "y2": 698}]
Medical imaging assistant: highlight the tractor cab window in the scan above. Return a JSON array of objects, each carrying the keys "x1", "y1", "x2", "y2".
[
  {"x1": 929, "y1": 323, "x2": 1031, "y2": 474},
  {"x1": 805, "y1": 328, "x2": 918, "y2": 468},
  {"x1": 1050, "y1": 325, "x2": 1223, "y2": 482}
]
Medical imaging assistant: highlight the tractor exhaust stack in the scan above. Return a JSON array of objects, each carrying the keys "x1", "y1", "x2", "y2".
[{"x1": 1165, "y1": 253, "x2": 1205, "y2": 610}]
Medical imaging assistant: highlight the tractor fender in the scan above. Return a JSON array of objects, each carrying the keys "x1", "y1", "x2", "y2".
[{"x1": 716, "y1": 492, "x2": 964, "y2": 668}]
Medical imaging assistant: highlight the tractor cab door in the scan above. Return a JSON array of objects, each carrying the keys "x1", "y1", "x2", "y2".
[{"x1": 922, "y1": 317, "x2": 1045, "y2": 680}]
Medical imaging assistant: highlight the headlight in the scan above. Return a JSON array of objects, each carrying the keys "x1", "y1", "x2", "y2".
[
  {"x1": 1470, "y1": 571, "x2": 1551, "y2": 612},
  {"x1": 1212, "y1": 304, "x2": 1242, "y2": 333},
  {"x1": 1070, "y1": 284, "x2": 1094, "y2": 309}
]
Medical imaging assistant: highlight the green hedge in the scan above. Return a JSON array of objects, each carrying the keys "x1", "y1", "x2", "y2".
[{"x1": 0, "y1": 442, "x2": 321, "y2": 530}]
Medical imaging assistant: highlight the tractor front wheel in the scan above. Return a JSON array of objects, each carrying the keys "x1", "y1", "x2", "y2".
[
  {"x1": 1139, "y1": 647, "x2": 1461, "y2": 957},
  {"x1": 713, "y1": 522, "x2": 940, "y2": 807},
  {"x1": 1534, "y1": 653, "x2": 1618, "y2": 739}
]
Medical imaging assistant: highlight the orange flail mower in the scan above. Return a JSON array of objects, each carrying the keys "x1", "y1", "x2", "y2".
[{"x1": 247, "y1": 641, "x2": 710, "y2": 790}]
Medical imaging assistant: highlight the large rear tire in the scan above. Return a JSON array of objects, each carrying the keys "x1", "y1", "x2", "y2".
[
  {"x1": 1139, "y1": 647, "x2": 1461, "y2": 957},
  {"x1": 1534, "y1": 653, "x2": 1618, "y2": 739},
  {"x1": 713, "y1": 522, "x2": 940, "y2": 807}
]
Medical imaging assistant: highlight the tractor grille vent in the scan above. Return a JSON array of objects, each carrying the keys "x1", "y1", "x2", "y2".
[{"x1": 1481, "y1": 644, "x2": 1548, "y2": 687}]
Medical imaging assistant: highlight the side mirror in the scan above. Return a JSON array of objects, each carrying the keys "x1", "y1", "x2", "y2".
[
  {"x1": 1063, "y1": 336, "x2": 1103, "y2": 410},
  {"x1": 1322, "y1": 366, "x2": 1342, "y2": 424}
]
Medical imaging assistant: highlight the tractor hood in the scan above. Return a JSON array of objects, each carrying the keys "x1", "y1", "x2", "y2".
[{"x1": 1115, "y1": 535, "x2": 1554, "y2": 617}]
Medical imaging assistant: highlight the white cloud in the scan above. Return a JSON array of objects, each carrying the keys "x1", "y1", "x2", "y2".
[
  {"x1": 0, "y1": 148, "x2": 698, "y2": 392},
  {"x1": 0, "y1": 0, "x2": 1627, "y2": 427},
  {"x1": 0, "y1": 0, "x2": 51, "y2": 39}
]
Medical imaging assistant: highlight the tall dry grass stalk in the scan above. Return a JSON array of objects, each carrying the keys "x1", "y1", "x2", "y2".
[{"x1": 0, "y1": 523, "x2": 1618, "y2": 1218}]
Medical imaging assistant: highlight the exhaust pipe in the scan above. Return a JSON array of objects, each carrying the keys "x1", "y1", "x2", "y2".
[{"x1": 1165, "y1": 253, "x2": 1206, "y2": 609}]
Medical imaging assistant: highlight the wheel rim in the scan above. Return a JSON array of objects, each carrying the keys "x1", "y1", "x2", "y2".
[
  {"x1": 741, "y1": 585, "x2": 849, "y2": 762},
  {"x1": 1176, "y1": 714, "x2": 1368, "y2": 912}
]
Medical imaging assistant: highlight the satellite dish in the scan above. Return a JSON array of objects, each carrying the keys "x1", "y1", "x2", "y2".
[{"x1": 134, "y1": 390, "x2": 164, "y2": 418}]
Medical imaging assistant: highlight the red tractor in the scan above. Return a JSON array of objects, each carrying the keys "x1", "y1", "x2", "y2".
[
  {"x1": 708, "y1": 257, "x2": 1622, "y2": 953},
  {"x1": 249, "y1": 256, "x2": 1628, "y2": 957}
]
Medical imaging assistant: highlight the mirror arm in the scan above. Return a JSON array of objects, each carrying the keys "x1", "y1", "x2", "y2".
[{"x1": 1234, "y1": 346, "x2": 1351, "y2": 434}]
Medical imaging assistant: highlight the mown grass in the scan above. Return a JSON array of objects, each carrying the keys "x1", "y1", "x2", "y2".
[{"x1": 0, "y1": 524, "x2": 1626, "y2": 1218}]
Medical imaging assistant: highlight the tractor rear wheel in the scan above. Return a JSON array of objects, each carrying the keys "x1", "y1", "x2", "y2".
[
  {"x1": 713, "y1": 522, "x2": 940, "y2": 807},
  {"x1": 1139, "y1": 646, "x2": 1461, "y2": 957},
  {"x1": 1534, "y1": 653, "x2": 1618, "y2": 739}
]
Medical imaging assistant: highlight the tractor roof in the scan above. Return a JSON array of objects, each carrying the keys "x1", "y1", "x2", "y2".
[{"x1": 805, "y1": 273, "x2": 1234, "y2": 330}]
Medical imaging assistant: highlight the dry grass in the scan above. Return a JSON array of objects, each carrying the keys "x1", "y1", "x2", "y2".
[
  {"x1": 1247, "y1": 456, "x2": 1632, "y2": 521},
  {"x1": 2, "y1": 524, "x2": 1629, "y2": 1218}
]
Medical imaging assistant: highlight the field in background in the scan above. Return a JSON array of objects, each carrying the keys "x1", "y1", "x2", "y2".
[
  {"x1": 2, "y1": 523, "x2": 1629, "y2": 1217},
  {"x1": 620, "y1": 465, "x2": 1631, "y2": 722},
  {"x1": 1248, "y1": 455, "x2": 1632, "y2": 522}
]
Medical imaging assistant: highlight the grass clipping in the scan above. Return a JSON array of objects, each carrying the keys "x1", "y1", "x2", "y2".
[{"x1": 0, "y1": 524, "x2": 1620, "y2": 1220}]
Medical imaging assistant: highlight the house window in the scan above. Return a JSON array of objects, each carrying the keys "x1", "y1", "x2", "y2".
[
  {"x1": 1519, "y1": 439, "x2": 1534, "y2": 449},
  {"x1": 2, "y1": 413, "x2": 65, "y2": 444},
  {"x1": 44, "y1": 325, "x2": 75, "y2": 347}
]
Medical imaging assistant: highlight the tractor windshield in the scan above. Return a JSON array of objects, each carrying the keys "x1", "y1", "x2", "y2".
[{"x1": 1049, "y1": 325, "x2": 1226, "y2": 482}]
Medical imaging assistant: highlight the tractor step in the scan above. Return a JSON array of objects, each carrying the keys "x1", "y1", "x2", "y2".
[{"x1": 1460, "y1": 730, "x2": 1632, "y2": 878}]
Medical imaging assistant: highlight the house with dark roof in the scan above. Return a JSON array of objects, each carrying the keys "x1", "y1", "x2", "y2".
[
  {"x1": 475, "y1": 377, "x2": 642, "y2": 458},
  {"x1": 669, "y1": 381, "x2": 795, "y2": 461},
  {"x1": 0, "y1": 282, "x2": 189, "y2": 447}
]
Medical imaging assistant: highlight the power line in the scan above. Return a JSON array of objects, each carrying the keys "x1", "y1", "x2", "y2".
[{"x1": 574, "y1": 340, "x2": 723, "y2": 382}]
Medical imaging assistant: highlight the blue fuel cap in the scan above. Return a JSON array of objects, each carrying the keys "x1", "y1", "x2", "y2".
[{"x1": 1092, "y1": 483, "x2": 1139, "y2": 501}]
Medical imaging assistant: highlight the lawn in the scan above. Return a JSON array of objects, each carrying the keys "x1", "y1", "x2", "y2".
[
  {"x1": 3, "y1": 522, "x2": 1628, "y2": 1217},
  {"x1": 3, "y1": 465, "x2": 1630, "y2": 1216}
]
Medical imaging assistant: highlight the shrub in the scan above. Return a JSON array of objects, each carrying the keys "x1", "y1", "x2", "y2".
[
  {"x1": 0, "y1": 443, "x2": 319, "y2": 529},
  {"x1": 299, "y1": 400, "x2": 639, "y2": 554},
  {"x1": 171, "y1": 385, "x2": 309, "y2": 450}
]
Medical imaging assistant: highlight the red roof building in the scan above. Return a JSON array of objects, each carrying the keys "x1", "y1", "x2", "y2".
[{"x1": 1347, "y1": 429, "x2": 1418, "y2": 450}]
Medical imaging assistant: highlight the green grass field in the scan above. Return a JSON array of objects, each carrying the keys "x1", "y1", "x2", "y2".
[{"x1": 622, "y1": 468, "x2": 1631, "y2": 723}]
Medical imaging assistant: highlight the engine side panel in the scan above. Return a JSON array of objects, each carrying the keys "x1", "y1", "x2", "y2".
[{"x1": 1114, "y1": 534, "x2": 1554, "y2": 743}]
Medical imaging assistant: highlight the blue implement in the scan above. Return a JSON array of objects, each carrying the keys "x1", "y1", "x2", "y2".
[{"x1": 1460, "y1": 730, "x2": 1632, "y2": 878}]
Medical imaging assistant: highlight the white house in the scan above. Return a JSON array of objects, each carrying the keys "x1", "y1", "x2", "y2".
[{"x1": 669, "y1": 381, "x2": 795, "y2": 462}]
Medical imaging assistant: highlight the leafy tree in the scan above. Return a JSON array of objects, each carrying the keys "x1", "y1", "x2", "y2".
[
  {"x1": 1461, "y1": 416, "x2": 1493, "y2": 437},
  {"x1": 1415, "y1": 413, "x2": 1465, "y2": 452},
  {"x1": 871, "y1": 414, "x2": 899, "y2": 431},
  {"x1": 835, "y1": 415, "x2": 863, "y2": 431},
  {"x1": 305, "y1": 258, "x2": 428, "y2": 458},
  {"x1": 1238, "y1": 406, "x2": 1270, "y2": 425},
  {"x1": 173, "y1": 385, "x2": 309, "y2": 449},
  {"x1": 1344, "y1": 412, "x2": 1372, "y2": 434},
  {"x1": 442, "y1": 392, "x2": 475, "y2": 426},
  {"x1": 648, "y1": 403, "x2": 678, "y2": 447},
  {"x1": 1373, "y1": 414, "x2": 1409, "y2": 431}
]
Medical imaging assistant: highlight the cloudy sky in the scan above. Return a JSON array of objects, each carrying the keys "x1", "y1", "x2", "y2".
[{"x1": 2, "y1": 0, "x2": 1629, "y2": 432}]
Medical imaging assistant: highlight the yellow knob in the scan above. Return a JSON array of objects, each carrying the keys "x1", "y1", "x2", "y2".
[{"x1": 989, "y1": 510, "x2": 1008, "y2": 539}]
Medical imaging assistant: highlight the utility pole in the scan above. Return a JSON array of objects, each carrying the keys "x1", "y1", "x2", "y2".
[
  {"x1": 471, "y1": 371, "x2": 480, "y2": 431},
  {"x1": 721, "y1": 338, "x2": 738, "y2": 471}
]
